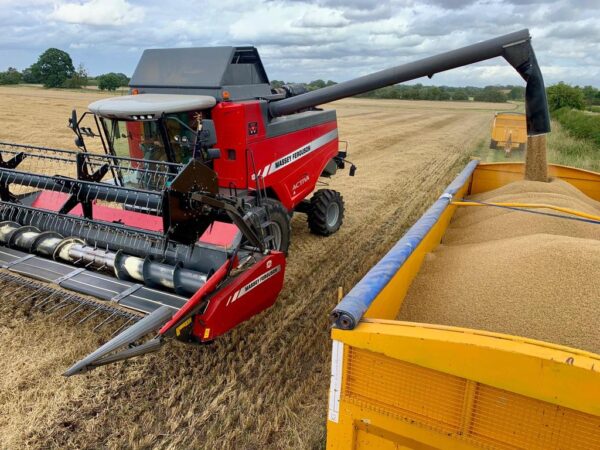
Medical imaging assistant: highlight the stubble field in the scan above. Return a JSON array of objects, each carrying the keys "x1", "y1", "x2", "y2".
[{"x1": 0, "y1": 86, "x2": 504, "y2": 449}]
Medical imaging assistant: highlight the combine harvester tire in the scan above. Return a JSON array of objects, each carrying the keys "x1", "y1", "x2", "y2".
[
  {"x1": 264, "y1": 198, "x2": 291, "y2": 254},
  {"x1": 308, "y1": 189, "x2": 344, "y2": 236}
]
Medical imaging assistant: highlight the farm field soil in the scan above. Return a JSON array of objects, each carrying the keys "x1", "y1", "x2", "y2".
[{"x1": 0, "y1": 86, "x2": 495, "y2": 449}]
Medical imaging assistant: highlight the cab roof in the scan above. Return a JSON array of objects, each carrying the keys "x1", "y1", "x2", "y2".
[{"x1": 88, "y1": 94, "x2": 216, "y2": 119}]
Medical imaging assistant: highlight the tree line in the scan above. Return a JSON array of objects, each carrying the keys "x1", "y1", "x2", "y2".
[
  {"x1": 272, "y1": 79, "x2": 525, "y2": 103},
  {"x1": 0, "y1": 48, "x2": 129, "y2": 91},
  {"x1": 546, "y1": 82, "x2": 600, "y2": 111},
  {"x1": 3, "y1": 49, "x2": 599, "y2": 105},
  {"x1": 274, "y1": 79, "x2": 600, "y2": 105},
  {"x1": 545, "y1": 82, "x2": 600, "y2": 149}
]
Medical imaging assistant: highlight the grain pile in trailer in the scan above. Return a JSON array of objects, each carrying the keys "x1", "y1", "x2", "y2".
[{"x1": 399, "y1": 179, "x2": 600, "y2": 352}]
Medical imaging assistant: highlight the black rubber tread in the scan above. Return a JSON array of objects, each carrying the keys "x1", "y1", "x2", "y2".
[
  {"x1": 307, "y1": 189, "x2": 344, "y2": 236},
  {"x1": 264, "y1": 198, "x2": 291, "y2": 254}
]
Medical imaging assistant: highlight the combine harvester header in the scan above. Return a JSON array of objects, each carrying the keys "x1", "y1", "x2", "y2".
[{"x1": 0, "y1": 29, "x2": 548, "y2": 375}]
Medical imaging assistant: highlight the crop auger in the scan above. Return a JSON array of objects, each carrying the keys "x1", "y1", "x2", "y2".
[{"x1": 0, "y1": 29, "x2": 549, "y2": 375}]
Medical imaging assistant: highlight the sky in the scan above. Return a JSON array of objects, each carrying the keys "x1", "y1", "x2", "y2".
[{"x1": 0, "y1": 0, "x2": 599, "y2": 87}]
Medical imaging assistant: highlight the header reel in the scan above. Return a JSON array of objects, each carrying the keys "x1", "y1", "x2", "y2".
[{"x1": 0, "y1": 141, "x2": 286, "y2": 375}]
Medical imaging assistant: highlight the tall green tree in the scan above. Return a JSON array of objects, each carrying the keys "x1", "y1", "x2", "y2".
[
  {"x1": 31, "y1": 48, "x2": 75, "y2": 88},
  {"x1": 546, "y1": 82, "x2": 585, "y2": 111},
  {"x1": 96, "y1": 72, "x2": 129, "y2": 91},
  {"x1": 97, "y1": 73, "x2": 123, "y2": 91}
]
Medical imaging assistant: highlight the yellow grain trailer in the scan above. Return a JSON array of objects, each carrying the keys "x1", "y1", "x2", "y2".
[
  {"x1": 327, "y1": 161, "x2": 600, "y2": 449},
  {"x1": 490, "y1": 113, "x2": 527, "y2": 155}
]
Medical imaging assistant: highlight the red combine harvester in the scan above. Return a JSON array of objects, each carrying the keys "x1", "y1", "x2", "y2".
[{"x1": 0, "y1": 29, "x2": 548, "y2": 375}]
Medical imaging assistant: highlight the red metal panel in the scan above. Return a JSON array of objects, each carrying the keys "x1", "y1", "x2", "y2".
[
  {"x1": 212, "y1": 102, "x2": 249, "y2": 189},
  {"x1": 31, "y1": 191, "x2": 238, "y2": 247},
  {"x1": 212, "y1": 100, "x2": 339, "y2": 209},
  {"x1": 191, "y1": 251, "x2": 286, "y2": 340},
  {"x1": 126, "y1": 121, "x2": 143, "y2": 160},
  {"x1": 159, "y1": 251, "x2": 285, "y2": 340},
  {"x1": 248, "y1": 120, "x2": 338, "y2": 209},
  {"x1": 198, "y1": 222, "x2": 239, "y2": 249}
]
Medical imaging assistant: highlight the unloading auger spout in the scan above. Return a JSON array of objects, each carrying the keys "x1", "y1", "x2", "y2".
[{"x1": 269, "y1": 29, "x2": 550, "y2": 136}]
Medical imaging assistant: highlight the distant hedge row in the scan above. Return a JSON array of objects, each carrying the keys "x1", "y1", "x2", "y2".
[
  {"x1": 0, "y1": 48, "x2": 129, "y2": 90},
  {"x1": 553, "y1": 108, "x2": 600, "y2": 147}
]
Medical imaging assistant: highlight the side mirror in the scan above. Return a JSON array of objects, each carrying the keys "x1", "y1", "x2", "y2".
[
  {"x1": 69, "y1": 109, "x2": 78, "y2": 130},
  {"x1": 206, "y1": 148, "x2": 221, "y2": 160},
  {"x1": 199, "y1": 119, "x2": 217, "y2": 148}
]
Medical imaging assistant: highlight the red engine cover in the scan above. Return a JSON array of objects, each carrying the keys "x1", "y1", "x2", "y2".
[{"x1": 212, "y1": 101, "x2": 339, "y2": 210}]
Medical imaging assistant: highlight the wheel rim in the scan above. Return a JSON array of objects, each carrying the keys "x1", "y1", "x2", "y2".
[
  {"x1": 269, "y1": 222, "x2": 283, "y2": 250},
  {"x1": 326, "y1": 202, "x2": 340, "y2": 228}
]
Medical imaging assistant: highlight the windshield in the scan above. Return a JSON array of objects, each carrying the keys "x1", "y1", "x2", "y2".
[
  {"x1": 165, "y1": 111, "x2": 204, "y2": 164},
  {"x1": 105, "y1": 112, "x2": 205, "y2": 165},
  {"x1": 103, "y1": 118, "x2": 173, "y2": 190},
  {"x1": 105, "y1": 119, "x2": 168, "y2": 162}
]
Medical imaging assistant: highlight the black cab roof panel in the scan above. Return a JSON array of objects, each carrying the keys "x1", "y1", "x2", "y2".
[{"x1": 130, "y1": 46, "x2": 269, "y2": 89}]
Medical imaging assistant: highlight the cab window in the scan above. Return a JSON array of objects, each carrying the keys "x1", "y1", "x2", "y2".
[{"x1": 165, "y1": 111, "x2": 205, "y2": 164}]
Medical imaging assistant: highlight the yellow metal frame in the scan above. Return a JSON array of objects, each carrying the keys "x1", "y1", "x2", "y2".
[
  {"x1": 472, "y1": 162, "x2": 600, "y2": 201},
  {"x1": 333, "y1": 321, "x2": 600, "y2": 415},
  {"x1": 327, "y1": 162, "x2": 600, "y2": 449},
  {"x1": 362, "y1": 175, "x2": 470, "y2": 321}
]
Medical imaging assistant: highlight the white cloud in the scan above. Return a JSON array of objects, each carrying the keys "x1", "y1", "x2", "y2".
[
  {"x1": 69, "y1": 42, "x2": 90, "y2": 49},
  {"x1": 295, "y1": 9, "x2": 350, "y2": 27},
  {"x1": 49, "y1": 0, "x2": 144, "y2": 26},
  {"x1": 0, "y1": 0, "x2": 599, "y2": 86}
]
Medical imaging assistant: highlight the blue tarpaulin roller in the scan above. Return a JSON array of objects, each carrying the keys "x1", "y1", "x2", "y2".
[{"x1": 330, "y1": 159, "x2": 480, "y2": 330}]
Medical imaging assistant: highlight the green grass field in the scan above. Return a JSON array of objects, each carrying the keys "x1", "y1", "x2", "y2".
[
  {"x1": 547, "y1": 120, "x2": 600, "y2": 172},
  {"x1": 473, "y1": 118, "x2": 600, "y2": 172}
]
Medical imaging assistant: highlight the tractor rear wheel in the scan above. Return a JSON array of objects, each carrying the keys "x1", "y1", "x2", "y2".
[
  {"x1": 264, "y1": 198, "x2": 291, "y2": 254},
  {"x1": 307, "y1": 189, "x2": 344, "y2": 236}
]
